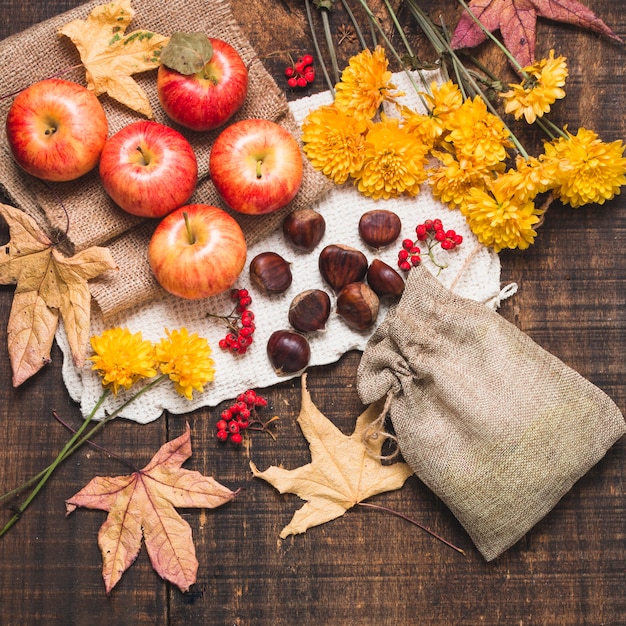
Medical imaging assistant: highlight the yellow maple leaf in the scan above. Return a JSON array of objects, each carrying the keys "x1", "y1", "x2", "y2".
[
  {"x1": 251, "y1": 374, "x2": 413, "y2": 538},
  {"x1": 66, "y1": 425, "x2": 238, "y2": 594},
  {"x1": 0, "y1": 204, "x2": 117, "y2": 386},
  {"x1": 58, "y1": 0, "x2": 169, "y2": 118}
]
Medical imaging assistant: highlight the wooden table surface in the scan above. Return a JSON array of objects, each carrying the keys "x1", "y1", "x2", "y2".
[{"x1": 1, "y1": 1, "x2": 624, "y2": 624}]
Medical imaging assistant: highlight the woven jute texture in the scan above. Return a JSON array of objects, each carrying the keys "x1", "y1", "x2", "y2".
[
  {"x1": 0, "y1": 0, "x2": 332, "y2": 318},
  {"x1": 356, "y1": 264, "x2": 625, "y2": 561}
]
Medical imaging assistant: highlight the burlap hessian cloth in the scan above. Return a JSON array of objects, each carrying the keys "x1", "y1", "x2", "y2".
[
  {"x1": 0, "y1": 0, "x2": 332, "y2": 319},
  {"x1": 356, "y1": 264, "x2": 626, "y2": 561}
]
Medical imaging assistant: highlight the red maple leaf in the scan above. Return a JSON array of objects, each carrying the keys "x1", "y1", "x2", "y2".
[{"x1": 450, "y1": 0, "x2": 623, "y2": 68}]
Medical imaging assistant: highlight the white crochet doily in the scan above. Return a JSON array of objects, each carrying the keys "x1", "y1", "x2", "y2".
[{"x1": 57, "y1": 70, "x2": 511, "y2": 423}]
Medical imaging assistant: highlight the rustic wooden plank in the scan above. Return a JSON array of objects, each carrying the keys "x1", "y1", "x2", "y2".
[{"x1": 0, "y1": 0, "x2": 624, "y2": 624}]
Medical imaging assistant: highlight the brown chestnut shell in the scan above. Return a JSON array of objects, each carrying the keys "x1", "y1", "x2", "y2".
[
  {"x1": 366, "y1": 259, "x2": 405, "y2": 298},
  {"x1": 336, "y1": 282, "x2": 380, "y2": 331},
  {"x1": 318, "y1": 244, "x2": 368, "y2": 294},
  {"x1": 267, "y1": 330, "x2": 311, "y2": 376},
  {"x1": 282, "y1": 208, "x2": 326, "y2": 251},
  {"x1": 288, "y1": 289, "x2": 332, "y2": 332},
  {"x1": 249, "y1": 251, "x2": 292, "y2": 294},
  {"x1": 358, "y1": 210, "x2": 402, "y2": 249}
]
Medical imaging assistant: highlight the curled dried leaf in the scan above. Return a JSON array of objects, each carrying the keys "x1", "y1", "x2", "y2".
[{"x1": 160, "y1": 32, "x2": 214, "y2": 75}]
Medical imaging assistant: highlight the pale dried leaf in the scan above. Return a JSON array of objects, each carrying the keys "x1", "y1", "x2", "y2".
[
  {"x1": 251, "y1": 374, "x2": 413, "y2": 538},
  {"x1": 59, "y1": 0, "x2": 169, "y2": 117},
  {"x1": 0, "y1": 203, "x2": 117, "y2": 386}
]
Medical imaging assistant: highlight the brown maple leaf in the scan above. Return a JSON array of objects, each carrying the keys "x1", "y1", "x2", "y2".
[
  {"x1": 0, "y1": 204, "x2": 117, "y2": 387},
  {"x1": 58, "y1": 0, "x2": 169, "y2": 118},
  {"x1": 450, "y1": 0, "x2": 623, "y2": 68},
  {"x1": 251, "y1": 374, "x2": 413, "y2": 538},
  {"x1": 66, "y1": 425, "x2": 238, "y2": 594}
]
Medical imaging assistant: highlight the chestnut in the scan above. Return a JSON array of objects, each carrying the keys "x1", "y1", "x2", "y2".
[
  {"x1": 336, "y1": 282, "x2": 379, "y2": 331},
  {"x1": 282, "y1": 208, "x2": 326, "y2": 251},
  {"x1": 267, "y1": 330, "x2": 311, "y2": 376},
  {"x1": 318, "y1": 244, "x2": 368, "y2": 294},
  {"x1": 358, "y1": 209, "x2": 402, "y2": 249},
  {"x1": 250, "y1": 251, "x2": 292, "y2": 294},
  {"x1": 288, "y1": 289, "x2": 332, "y2": 332},
  {"x1": 366, "y1": 259, "x2": 405, "y2": 298}
]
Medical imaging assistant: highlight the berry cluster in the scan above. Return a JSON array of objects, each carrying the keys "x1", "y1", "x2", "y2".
[
  {"x1": 285, "y1": 54, "x2": 315, "y2": 89},
  {"x1": 215, "y1": 389, "x2": 270, "y2": 445},
  {"x1": 209, "y1": 288, "x2": 256, "y2": 355},
  {"x1": 397, "y1": 219, "x2": 463, "y2": 273}
]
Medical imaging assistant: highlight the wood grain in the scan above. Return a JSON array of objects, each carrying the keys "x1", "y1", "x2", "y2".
[{"x1": 0, "y1": 1, "x2": 624, "y2": 624}]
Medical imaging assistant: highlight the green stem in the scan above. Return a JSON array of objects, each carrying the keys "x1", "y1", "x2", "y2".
[
  {"x1": 320, "y1": 8, "x2": 341, "y2": 84},
  {"x1": 536, "y1": 115, "x2": 569, "y2": 140},
  {"x1": 0, "y1": 374, "x2": 168, "y2": 539},
  {"x1": 304, "y1": 0, "x2": 335, "y2": 93},
  {"x1": 0, "y1": 390, "x2": 109, "y2": 538}
]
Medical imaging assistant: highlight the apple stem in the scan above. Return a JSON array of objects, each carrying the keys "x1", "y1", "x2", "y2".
[
  {"x1": 256, "y1": 159, "x2": 263, "y2": 179},
  {"x1": 136, "y1": 146, "x2": 150, "y2": 166},
  {"x1": 183, "y1": 211, "x2": 196, "y2": 245}
]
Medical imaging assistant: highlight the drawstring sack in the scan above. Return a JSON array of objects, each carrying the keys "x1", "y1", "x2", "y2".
[{"x1": 357, "y1": 264, "x2": 625, "y2": 561}]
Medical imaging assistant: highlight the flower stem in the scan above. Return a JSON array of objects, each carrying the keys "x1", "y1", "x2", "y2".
[
  {"x1": 304, "y1": 0, "x2": 335, "y2": 93},
  {"x1": 357, "y1": 501, "x2": 466, "y2": 556},
  {"x1": 0, "y1": 374, "x2": 168, "y2": 539},
  {"x1": 0, "y1": 390, "x2": 109, "y2": 538}
]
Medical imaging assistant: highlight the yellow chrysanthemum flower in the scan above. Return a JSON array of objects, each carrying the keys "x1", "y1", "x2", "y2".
[
  {"x1": 444, "y1": 96, "x2": 513, "y2": 167},
  {"x1": 500, "y1": 50, "x2": 568, "y2": 124},
  {"x1": 334, "y1": 46, "x2": 400, "y2": 121},
  {"x1": 302, "y1": 104, "x2": 368, "y2": 184},
  {"x1": 89, "y1": 328, "x2": 157, "y2": 395},
  {"x1": 156, "y1": 328, "x2": 215, "y2": 400},
  {"x1": 400, "y1": 106, "x2": 441, "y2": 151},
  {"x1": 353, "y1": 116, "x2": 428, "y2": 200},
  {"x1": 462, "y1": 179, "x2": 543, "y2": 252},
  {"x1": 542, "y1": 127, "x2": 626, "y2": 207},
  {"x1": 401, "y1": 81, "x2": 463, "y2": 150},
  {"x1": 495, "y1": 155, "x2": 556, "y2": 203},
  {"x1": 423, "y1": 80, "x2": 464, "y2": 123},
  {"x1": 428, "y1": 150, "x2": 493, "y2": 208}
]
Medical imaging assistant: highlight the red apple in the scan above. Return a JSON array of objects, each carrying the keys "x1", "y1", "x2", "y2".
[
  {"x1": 99, "y1": 120, "x2": 198, "y2": 218},
  {"x1": 148, "y1": 203, "x2": 247, "y2": 299},
  {"x1": 5, "y1": 78, "x2": 108, "y2": 182},
  {"x1": 157, "y1": 36, "x2": 248, "y2": 132},
  {"x1": 209, "y1": 119, "x2": 304, "y2": 215}
]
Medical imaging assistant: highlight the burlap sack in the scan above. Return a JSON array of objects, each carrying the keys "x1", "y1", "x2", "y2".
[
  {"x1": 356, "y1": 264, "x2": 625, "y2": 561},
  {"x1": 0, "y1": 0, "x2": 332, "y2": 319}
]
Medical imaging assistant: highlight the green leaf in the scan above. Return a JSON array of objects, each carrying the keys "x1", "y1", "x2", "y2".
[{"x1": 160, "y1": 32, "x2": 213, "y2": 75}]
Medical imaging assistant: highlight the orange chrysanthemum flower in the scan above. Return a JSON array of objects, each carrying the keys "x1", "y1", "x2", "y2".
[
  {"x1": 353, "y1": 116, "x2": 428, "y2": 200},
  {"x1": 542, "y1": 127, "x2": 626, "y2": 207},
  {"x1": 462, "y1": 178, "x2": 543, "y2": 252},
  {"x1": 444, "y1": 95, "x2": 512, "y2": 167},
  {"x1": 500, "y1": 50, "x2": 568, "y2": 124},
  {"x1": 302, "y1": 104, "x2": 368, "y2": 184},
  {"x1": 334, "y1": 46, "x2": 400, "y2": 121}
]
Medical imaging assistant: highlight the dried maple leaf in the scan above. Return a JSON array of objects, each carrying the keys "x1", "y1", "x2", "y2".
[
  {"x1": 0, "y1": 204, "x2": 117, "y2": 387},
  {"x1": 66, "y1": 425, "x2": 238, "y2": 594},
  {"x1": 450, "y1": 0, "x2": 623, "y2": 68},
  {"x1": 58, "y1": 0, "x2": 169, "y2": 118},
  {"x1": 251, "y1": 374, "x2": 413, "y2": 538}
]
